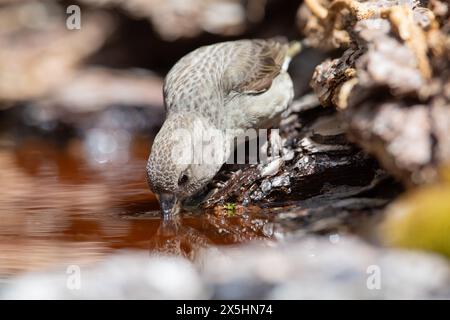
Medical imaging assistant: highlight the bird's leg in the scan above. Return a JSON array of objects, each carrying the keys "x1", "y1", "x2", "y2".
[
  {"x1": 266, "y1": 128, "x2": 283, "y2": 162},
  {"x1": 211, "y1": 181, "x2": 226, "y2": 189},
  {"x1": 215, "y1": 170, "x2": 234, "y2": 180}
]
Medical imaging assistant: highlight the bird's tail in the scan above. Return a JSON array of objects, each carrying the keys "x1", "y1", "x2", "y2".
[
  {"x1": 282, "y1": 39, "x2": 307, "y2": 71},
  {"x1": 287, "y1": 41, "x2": 302, "y2": 58}
]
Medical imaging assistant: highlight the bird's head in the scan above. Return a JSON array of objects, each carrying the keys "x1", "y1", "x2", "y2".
[{"x1": 147, "y1": 113, "x2": 226, "y2": 217}]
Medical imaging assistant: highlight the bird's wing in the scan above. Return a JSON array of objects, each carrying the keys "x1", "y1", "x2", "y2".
[{"x1": 227, "y1": 39, "x2": 290, "y2": 95}]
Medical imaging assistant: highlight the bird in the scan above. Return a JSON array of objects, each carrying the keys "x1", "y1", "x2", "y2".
[{"x1": 147, "y1": 38, "x2": 301, "y2": 217}]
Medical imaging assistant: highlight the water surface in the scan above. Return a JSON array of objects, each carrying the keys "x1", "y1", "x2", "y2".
[{"x1": 0, "y1": 135, "x2": 270, "y2": 277}]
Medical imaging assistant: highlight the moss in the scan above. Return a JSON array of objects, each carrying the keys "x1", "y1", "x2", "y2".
[{"x1": 224, "y1": 203, "x2": 237, "y2": 216}]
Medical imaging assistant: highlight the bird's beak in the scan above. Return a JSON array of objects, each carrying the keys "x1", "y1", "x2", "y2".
[{"x1": 158, "y1": 193, "x2": 180, "y2": 218}]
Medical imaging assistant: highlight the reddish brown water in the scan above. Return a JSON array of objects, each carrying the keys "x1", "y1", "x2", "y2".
[{"x1": 0, "y1": 136, "x2": 270, "y2": 277}]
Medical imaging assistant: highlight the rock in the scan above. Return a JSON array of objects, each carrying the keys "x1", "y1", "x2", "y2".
[
  {"x1": 79, "y1": 0, "x2": 268, "y2": 40},
  {"x1": 2, "y1": 236, "x2": 449, "y2": 299},
  {"x1": 38, "y1": 67, "x2": 164, "y2": 114},
  {"x1": 1, "y1": 252, "x2": 207, "y2": 299},
  {"x1": 199, "y1": 236, "x2": 450, "y2": 299},
  {"x1": 0, "y1": 1, "x2": 113, "y2": 102}
]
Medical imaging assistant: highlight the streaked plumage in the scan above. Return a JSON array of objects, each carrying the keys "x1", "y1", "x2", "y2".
[{"x1": 147, "y1": 38, "x2": 300, "y2": 216}]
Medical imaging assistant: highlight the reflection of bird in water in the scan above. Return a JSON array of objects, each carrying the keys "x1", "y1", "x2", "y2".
[
  {"x1": 146, "y1": 39, "x2": 301, "y2": 217},
  {"x1": 149, "y1": 215, "x2": 211, "y2": 259},
  {"x1": 149, "y1": 210, "x2": 271, "y2": 258}
]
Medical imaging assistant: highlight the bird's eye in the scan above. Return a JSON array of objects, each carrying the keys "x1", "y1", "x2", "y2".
[{"x1": 178, "y1": 174, "x2": 189, "y2": 186}]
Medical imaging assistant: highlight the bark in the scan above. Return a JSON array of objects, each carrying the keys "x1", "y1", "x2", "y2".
[{"x1": 303, "y1": 0, "x2": 450, "y2": 186}]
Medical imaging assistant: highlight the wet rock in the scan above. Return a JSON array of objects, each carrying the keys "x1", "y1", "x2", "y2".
[{"x1": 271, "y1": 174, "x2": 290, "y2": 188}]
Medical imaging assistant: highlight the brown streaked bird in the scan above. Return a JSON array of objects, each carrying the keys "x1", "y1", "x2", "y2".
[{"x1": 147, "y1": 38, "x2": 301, "y2": 217}]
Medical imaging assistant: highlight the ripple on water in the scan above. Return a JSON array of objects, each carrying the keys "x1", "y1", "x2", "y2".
[{"x1": 0, "y1": 137, "x2": 273, "y2": 277}]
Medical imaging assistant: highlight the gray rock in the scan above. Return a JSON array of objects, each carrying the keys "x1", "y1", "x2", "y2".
[
  {"x1": 1, "y1": 252, "x2": 207, "y2": 300},
  {"x1": 198, "y1": 237, "x2": 450, "y2": 299},
  {"x1": 2, "y1": 237, "x2": 449, "y2": 299}
]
